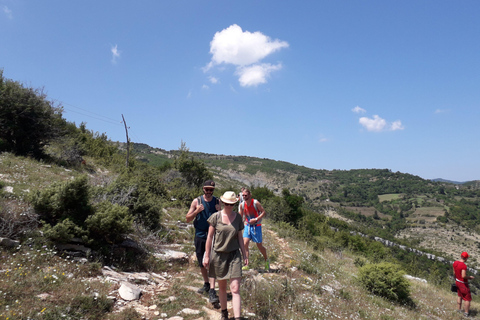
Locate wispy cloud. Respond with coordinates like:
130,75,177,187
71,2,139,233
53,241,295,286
187,90,192,99
319,135,329,143
204,24,289,87
3,6,13,19
111,45,120,64
434,109,450,114
352,106,366,114
202,84,209,90
359,115,404,132
209,76,219,84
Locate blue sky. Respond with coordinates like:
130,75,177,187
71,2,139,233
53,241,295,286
1,1,479,182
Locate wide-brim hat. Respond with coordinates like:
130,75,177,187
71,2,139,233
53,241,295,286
220,191,238,204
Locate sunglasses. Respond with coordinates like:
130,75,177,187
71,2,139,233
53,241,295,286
204,189,214,192
224,203,234,206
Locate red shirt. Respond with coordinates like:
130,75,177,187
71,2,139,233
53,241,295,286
243,199,261,226
453,260,468,284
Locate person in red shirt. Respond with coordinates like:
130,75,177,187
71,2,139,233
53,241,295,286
453,252,475,316
240,188,269,271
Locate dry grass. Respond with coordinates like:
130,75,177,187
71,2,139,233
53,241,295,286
0,245,113,320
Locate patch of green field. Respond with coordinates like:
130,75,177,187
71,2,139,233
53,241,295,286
378,194,401,202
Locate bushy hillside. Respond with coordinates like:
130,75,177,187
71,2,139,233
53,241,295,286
2,73,480,319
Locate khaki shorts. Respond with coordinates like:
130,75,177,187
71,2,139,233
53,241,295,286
208,249,242,280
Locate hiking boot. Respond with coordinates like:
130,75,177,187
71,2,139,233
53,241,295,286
209,289,219,304
197,282,210,294
265,259,270,272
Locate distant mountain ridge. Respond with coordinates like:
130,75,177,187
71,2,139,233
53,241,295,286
431,178,467,184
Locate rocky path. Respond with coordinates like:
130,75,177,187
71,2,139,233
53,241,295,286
97,227,292,320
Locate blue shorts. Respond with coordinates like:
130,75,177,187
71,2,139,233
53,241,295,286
243,225,263,243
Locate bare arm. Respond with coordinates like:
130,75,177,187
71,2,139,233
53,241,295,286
203,225,215,268
462,269,475,280
239,203,245,224
249,201,266,225
186,199,204,223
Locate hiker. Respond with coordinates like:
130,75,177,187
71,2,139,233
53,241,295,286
240,188,269,271
185,180,221,304
453,251,475,317
204,191,248,320
237,187,245,211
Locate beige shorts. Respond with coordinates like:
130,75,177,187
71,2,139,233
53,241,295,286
208,249,242,280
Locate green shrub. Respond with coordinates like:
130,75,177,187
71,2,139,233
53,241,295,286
93,169,165,230
0,71,65,158
358,262,411,303
354,256,367,268
30,175,92,225
86,201,133,244
174,150,212,188
42,218,88,243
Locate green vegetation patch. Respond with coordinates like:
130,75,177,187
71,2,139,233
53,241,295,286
378,194,402,202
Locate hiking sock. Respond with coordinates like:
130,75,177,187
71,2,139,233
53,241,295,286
221,309,228,320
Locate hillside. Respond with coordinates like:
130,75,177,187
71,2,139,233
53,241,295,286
0,151,478,320
132,142,480,268
3,71,480,319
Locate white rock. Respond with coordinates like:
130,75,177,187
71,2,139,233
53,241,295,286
0,238,20,248
4,186,13,193
179,308,200,315
404,274,427,283
118,282,142,301
321,285,334,294
154,250,188,262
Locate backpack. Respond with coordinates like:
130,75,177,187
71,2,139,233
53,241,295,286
240,199,259,215
197,196,220,208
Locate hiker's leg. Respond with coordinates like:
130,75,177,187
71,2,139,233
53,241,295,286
230,278,242,318
209,277,216,290
457,296,463,311
200,266,209,283
256,242,268,261
218,279,228,310
465,300,471,314
243,237,250,259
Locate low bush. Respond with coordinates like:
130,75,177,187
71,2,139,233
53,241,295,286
30,175,92,225
358,262,411,303
86,201,133,244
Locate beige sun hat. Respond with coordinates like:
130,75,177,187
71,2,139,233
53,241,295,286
220,191,239,204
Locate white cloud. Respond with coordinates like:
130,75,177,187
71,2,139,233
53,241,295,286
3,6,13,19
236,63,282,87
390,120,404,131
434,109,449,114
204,24,288,86
111,45,120,64
352,106,366,114
209,76,219,84
359,115,404,132
202,84,209,90
319,137,328,143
